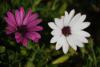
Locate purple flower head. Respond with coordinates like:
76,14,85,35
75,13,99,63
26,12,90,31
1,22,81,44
4,7,43,47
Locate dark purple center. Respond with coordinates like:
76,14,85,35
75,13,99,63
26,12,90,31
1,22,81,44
62,26,71,36
17,25,28,35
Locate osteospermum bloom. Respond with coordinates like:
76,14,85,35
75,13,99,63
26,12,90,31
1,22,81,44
4,7,43,47
48,9,90,54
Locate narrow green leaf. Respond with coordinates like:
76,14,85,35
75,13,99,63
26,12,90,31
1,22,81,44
52,54,70,64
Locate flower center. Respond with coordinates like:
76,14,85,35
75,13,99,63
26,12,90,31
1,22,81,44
17,25,27,35
62,26,71,36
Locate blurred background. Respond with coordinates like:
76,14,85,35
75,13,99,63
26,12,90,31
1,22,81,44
0,0,100,67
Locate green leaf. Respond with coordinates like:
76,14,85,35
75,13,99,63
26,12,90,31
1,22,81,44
0,46,5,53
52,54,70,64
59,3,67,15
25,61,35,67
20,47,27,56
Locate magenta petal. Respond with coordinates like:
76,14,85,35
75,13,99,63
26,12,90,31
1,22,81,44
6,30,13,35
27,19,42,28
34,38,39,42
28,26,43,32
33,32,41,39
19,7,25,24
4,17,16,28
26,32,36,41
27,13,39,24
23,9,32,25
15,32,22,43
7,12,15,22
15,10,22,26
26,32,41,42
6,26,16,34
6,11,17,26
21,38,28,47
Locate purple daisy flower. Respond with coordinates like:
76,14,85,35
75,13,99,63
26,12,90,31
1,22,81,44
4,7,43,47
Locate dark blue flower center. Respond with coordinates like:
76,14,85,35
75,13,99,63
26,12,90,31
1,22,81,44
17,25,27,35
62,26,71,36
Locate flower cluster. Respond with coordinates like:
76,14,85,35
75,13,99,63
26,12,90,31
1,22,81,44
4,7,90,54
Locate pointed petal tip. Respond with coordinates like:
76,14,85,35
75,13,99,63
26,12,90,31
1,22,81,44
71,9,75,13
48,22,57,29
63,50,68,54
20,6,24,10
82,14,86,20
33,13,39,18
62,46,69,54
83,14,86,17
22,38,28,47
55,46,58,50
20,6,25,13
55,43,62,50
86,22,91,27
72,47,77,51
36,19,42,23
65,11,68,15
15,32,22,43
39,19,43,22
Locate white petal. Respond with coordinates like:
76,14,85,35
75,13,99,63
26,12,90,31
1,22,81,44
65,11,68,15
62,39,69,54
79,22,90,29
55,18,63,29
79,31,90,37
64,11,69,26
67,35,77,51
73,34,88,43
56,42,62,50
77,15,86,24
64,9,75,26
79,37,88,43
56,35,65,50
82,22,90,29
68,35,84,48
56,41,62,50
51,28,62,36
48,22,57,29
50,35,60,43
70,28,88,43
71,35,84,47
72,22,90,30
69,13,81,26
71,28,90,37
77,42,84,47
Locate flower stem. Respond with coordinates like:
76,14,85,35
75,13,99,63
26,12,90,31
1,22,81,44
90,38,97,67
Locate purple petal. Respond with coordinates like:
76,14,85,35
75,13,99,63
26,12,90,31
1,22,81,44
6,11,16,26
15,10,22,26
4,17,15,28
15,32,22,43
6,26,16,34
25,32,41,42
28,26,43,32
21,38,28,47
27,13,39,24
4,11,17,27
34,38,40,42
23,9,32,25
27,19,42,28
19,7,25,25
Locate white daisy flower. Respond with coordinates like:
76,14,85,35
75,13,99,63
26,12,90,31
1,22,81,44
48,9,91,54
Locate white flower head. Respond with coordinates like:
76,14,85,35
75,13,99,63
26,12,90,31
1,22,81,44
48,9,91,54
